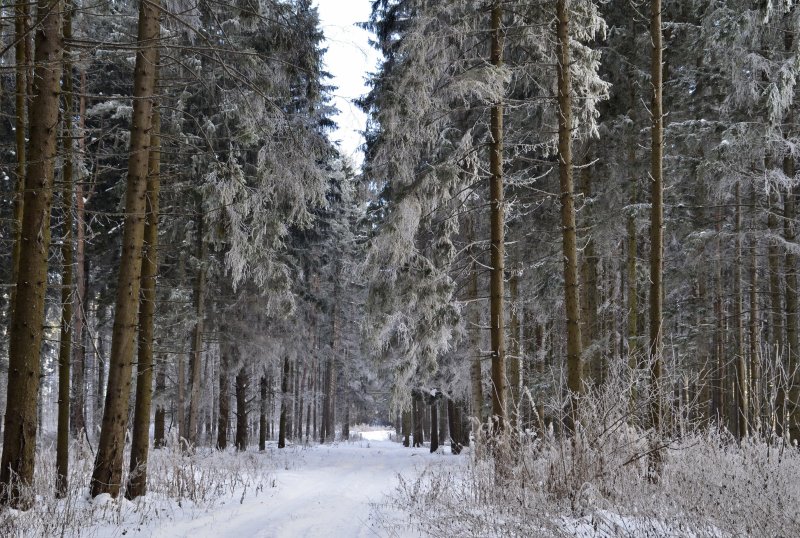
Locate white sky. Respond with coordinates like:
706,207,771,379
315,0,382,170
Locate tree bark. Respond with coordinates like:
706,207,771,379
488,0,506,429
279,356,290,448
126,104,161,500
235,366,248,451
412,393,424,447
154,357,166,448
188,213,208,447
556,0,583,431
750,185,762,435
784,154,799,442
429,398,439,453
91,0,159,497
259,375,267,451
734,181,748,439
56,3,75,496
71,71,88,438
580,159,600,383
508,254,521,429
402,408,411,447
8,0,29,319
768,173,784,435
467,215,484,433
0,0,64,507
217,340,230,450
57,3,76,496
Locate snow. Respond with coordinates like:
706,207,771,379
86,431,463,538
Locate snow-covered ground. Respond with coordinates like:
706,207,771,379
88,431,464,538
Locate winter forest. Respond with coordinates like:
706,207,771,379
0,0,799,535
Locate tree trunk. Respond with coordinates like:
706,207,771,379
56,3,75,496
259,375,267,451
556,0,583,431
581,159,600,383
508,253,521,429
734,181,748,439
91,0,159,498
154,357,166,448
468,216,484,433
279,356,289,448
126,104,161,500
768,182,784,436
644,1,665,467
8,0,29,320
413,393,424,447
217,341,230,450
488,0,506,429
188,213,208,447
0,0,64,507
447,399,462,454
750,185,762,435
402,408,411,447
784,155,800,442
429,399,439,453
177,352,186,441
71,70,88,439
235,366,248,451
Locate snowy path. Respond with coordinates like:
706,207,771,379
141,432,461,538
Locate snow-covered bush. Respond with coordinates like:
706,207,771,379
0,441,275,537
387,366,800,537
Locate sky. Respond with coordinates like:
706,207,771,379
315,0,382,169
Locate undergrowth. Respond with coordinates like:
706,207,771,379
0,440,275,537
388,365,800,538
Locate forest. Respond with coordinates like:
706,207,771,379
0,0,799,536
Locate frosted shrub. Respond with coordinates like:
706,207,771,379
0,441,274,537
388,366,800,537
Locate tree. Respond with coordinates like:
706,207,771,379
488,0,506,429
556,0,583,430
126,104,161,500
0,0,64,507
91,0,160,498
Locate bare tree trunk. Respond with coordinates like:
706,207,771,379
8,0,29,318
154,357,166,448
127,104,161,500
648,0,665,442
467,216,484,433
713,214,726,425
259,375,267,451
71,72,88,438
0,0,64,507
734,181,748,439
750,186,762,435
217,341,230,450
279,356,289,448
56,3,75,496
177,353,186,441
188,214,208,447
581,159,600,383
488,0,506,428
784,155,800,442
768,183,784,436
508,252,521,429
556,0,583,431
90,0,159,498
235,366,248,451
413,392,424,447
430,398,439,453
402,408,411,447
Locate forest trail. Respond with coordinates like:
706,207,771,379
146,431,461,538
